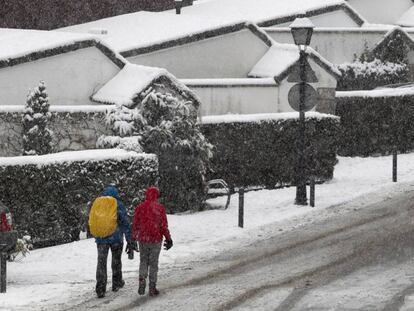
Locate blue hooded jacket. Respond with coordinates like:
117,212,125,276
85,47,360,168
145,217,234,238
95,186,131,245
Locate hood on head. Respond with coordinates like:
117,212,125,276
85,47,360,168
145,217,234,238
103,186,119,199
145,186,159,202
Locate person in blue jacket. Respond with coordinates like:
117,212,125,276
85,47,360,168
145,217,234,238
94,185,134,298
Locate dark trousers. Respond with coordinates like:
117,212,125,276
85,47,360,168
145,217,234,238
139,242,162,285
96,243,123,294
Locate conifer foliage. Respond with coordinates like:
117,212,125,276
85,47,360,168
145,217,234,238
99,87,213,212
22,81,53,155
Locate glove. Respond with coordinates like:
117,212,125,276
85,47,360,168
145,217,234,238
126,241,138,253
163,239,173,250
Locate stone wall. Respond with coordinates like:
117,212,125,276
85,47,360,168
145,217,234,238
0,108,111,156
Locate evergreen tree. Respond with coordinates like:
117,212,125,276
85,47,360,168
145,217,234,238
98,88,213,212
22,81,53,155
374,30,410,65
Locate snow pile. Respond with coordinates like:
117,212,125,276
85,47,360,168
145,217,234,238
200,112,338,124
0,149,154,167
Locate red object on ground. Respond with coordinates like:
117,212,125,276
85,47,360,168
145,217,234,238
132,187,171,243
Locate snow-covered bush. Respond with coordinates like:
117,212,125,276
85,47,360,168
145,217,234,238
336,59,409,91
201,114,339,189
0,150,158,247
22,81,53,155
99,87,213,212
8,236,33,262
337,33,410,91
336,95,414,156
373,29,410,65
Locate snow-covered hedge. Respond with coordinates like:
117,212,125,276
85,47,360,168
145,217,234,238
200,113,339,189
0,149,158,248
336,94,414,156
336,59,409,91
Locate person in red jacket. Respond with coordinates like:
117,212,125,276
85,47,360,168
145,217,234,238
132,186,173,296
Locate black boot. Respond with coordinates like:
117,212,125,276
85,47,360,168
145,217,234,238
112,279,125,292
138,277,146,295
149,282,159,297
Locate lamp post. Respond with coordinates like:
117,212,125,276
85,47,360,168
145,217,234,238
289,18,315,206
175,0,183,14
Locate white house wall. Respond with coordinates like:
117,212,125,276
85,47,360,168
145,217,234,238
275,9,360,28
265,28,395,64
188,84,279,116
278,58,338,113
0,47,120,106
346,0,413,24
127,29,269,79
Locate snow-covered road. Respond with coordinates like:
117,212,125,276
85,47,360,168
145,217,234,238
3,154,414,310
64,185,414,310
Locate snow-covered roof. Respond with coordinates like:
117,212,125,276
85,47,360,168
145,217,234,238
122,22,274,58
248,44,341,82
0,28,126,69
92,64,167,106
248,44,299,79
397,6,414,27
59,0,362,54
92,63,199,106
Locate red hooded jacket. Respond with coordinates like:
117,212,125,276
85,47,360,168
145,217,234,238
132,187,171,243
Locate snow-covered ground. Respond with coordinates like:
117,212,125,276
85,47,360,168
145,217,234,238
2,153,414,310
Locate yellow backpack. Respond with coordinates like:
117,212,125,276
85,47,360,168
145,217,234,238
88,196,118,238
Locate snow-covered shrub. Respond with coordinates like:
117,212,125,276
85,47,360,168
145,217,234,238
336,95,414,156
22,81,53,155
373,29,410,65
0,150,158,247
336,59,409,91
97,136,143,152
99,87,213,212
201,114,339,189
8,236,33,262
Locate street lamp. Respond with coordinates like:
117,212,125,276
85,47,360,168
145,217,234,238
175,0,183,14
290,18,315,206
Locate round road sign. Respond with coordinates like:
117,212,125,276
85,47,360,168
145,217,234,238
288,83,318,112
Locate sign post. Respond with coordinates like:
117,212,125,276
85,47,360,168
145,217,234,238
0,252,6,293
393,151,398,182
239,188,244,228
287,54,318,206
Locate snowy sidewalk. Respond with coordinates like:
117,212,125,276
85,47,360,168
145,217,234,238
2,154,414,310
